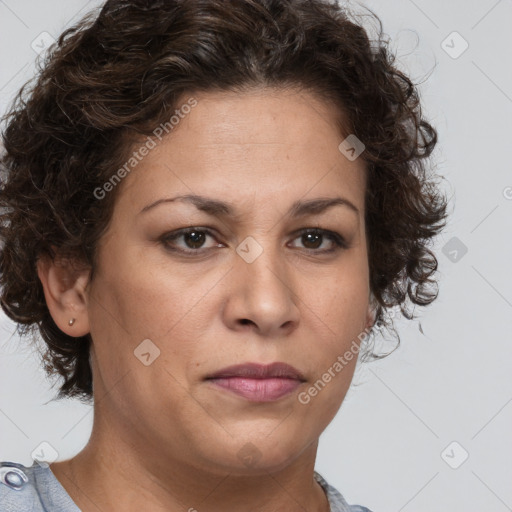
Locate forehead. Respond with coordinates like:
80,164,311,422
173,87,353,155
115,87,367,216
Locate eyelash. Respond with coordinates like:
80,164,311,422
160,227,347,256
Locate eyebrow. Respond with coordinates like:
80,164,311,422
139,194,360,218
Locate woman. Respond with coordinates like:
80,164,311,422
0,0,447,510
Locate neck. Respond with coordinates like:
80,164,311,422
50,408,330,512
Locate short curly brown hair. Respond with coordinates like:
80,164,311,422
0,0,448,402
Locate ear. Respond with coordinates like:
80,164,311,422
364,291,378,331
36,250,91,337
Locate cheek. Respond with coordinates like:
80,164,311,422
86,261,203,421
90,244,203,341
299,258,369,335
297,263,369,404
294,352,359,442
86,246,222,389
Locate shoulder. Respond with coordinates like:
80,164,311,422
0,461,80,512
0,461,44,511
1,460,80,512
314,470,375,512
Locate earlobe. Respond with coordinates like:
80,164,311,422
365,292,378,331
365,307,376,331
36,251,91,337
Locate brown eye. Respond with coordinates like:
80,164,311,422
302,231,322,249
161,226,346,257
182,230,207,249
289,228,347,254
161,227,221,255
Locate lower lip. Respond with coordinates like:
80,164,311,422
206,377,302,402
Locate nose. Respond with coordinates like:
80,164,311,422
222,242,300,337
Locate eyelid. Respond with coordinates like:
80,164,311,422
289,227,348,251
160,226,348,255
160,227,223,253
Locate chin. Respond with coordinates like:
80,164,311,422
198,432,310,476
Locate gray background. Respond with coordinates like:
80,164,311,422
1,1,511,510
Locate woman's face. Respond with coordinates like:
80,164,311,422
85,87,372,474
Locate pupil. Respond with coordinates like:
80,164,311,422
183,231,323,250
186,231,205,248
304,232,321,248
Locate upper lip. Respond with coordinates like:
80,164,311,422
206,362,306,381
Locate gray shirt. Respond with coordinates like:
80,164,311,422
1,460,373,511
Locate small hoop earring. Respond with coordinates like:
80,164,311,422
68,318,76,326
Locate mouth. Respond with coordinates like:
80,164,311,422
205,362,306,402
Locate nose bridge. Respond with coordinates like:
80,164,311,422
237,233,288,296
228,232,299,333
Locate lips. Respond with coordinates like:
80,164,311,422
205,362,306,381
205,362,306,402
